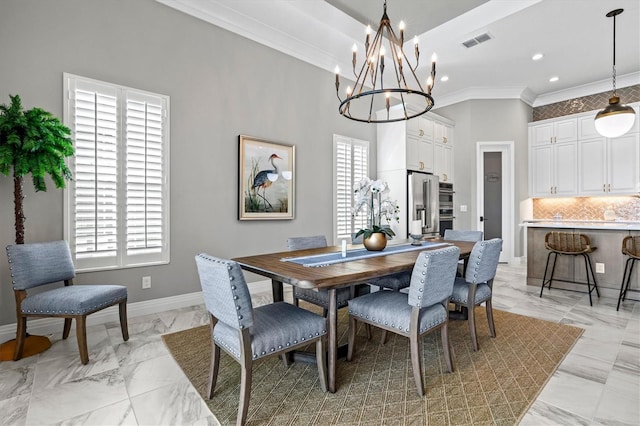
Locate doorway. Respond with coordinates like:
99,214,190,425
476,142,514,263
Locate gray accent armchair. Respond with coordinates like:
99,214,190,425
346,246,460,396
6,240,129,364
195,253,328,426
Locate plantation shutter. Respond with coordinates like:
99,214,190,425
125,92,165,257
71,83,119,262
334,135,369,242
64,73,170,271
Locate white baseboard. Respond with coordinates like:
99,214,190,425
0,279,272,343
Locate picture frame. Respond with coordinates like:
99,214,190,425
238,135,295,220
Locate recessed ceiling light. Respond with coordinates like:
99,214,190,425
440,75,449,82
532,53,544,61
549,76,559,82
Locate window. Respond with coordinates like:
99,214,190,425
333,134,369,242
63,73,170,271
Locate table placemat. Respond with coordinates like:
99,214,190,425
281,241,451,267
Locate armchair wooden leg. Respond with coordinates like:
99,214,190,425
76,315,89,365
119,301,129,341
409,332,425,397
208,343,220,399
63,318,72,339
316,338,328,392
486,300,496,338
13,316,27,361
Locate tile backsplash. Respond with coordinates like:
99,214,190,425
533,197,640,221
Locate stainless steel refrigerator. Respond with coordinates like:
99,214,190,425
407,171,439,237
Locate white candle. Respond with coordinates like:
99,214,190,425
410,220,422,236
341,239,347,258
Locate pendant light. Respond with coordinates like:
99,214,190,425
594,8,636,138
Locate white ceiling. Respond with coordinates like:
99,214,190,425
157,0,640,108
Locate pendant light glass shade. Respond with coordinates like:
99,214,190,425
594,96,636,138
594,9,636,138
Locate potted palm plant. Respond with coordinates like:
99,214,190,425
352,177,400,251
0,94,74,244
0,94,74,359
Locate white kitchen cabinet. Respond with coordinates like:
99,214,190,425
530,117,577,145
579,133,640,195
433,129,453,183
377,107,454,181
530,141,578,197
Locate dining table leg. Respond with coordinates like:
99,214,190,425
327,288,337,393
271,279,284,302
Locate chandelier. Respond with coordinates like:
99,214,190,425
594,8,636,138
335,0,436,123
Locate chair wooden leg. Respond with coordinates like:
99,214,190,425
441,323,454,373
13,316,27,361
316,338,328,392
468,304,479,351
119,301,129,341
63,318,72,339
365,323,372,340
208,343,220,399
380,329,388,345
409,331,425,397
76,315,89,365
237,353,253,426
347,316,357,361
486,300,496,338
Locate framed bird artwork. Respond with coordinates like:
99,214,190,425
238,135,295,220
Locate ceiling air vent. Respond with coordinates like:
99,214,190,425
462,32,493,48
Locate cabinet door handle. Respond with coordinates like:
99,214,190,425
443,137,447,143
442,173,448,181
550,186,553,194
608,183,611,192
603,184,606,192
419,129,424,137
419,161,424,170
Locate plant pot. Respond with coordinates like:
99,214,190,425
363,232,387,251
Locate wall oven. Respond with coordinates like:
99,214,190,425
439,182,454,237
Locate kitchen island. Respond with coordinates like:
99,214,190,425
525,220,640,300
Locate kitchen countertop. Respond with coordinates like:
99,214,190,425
522,220,640,230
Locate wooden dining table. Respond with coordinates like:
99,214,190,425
231,239,474,393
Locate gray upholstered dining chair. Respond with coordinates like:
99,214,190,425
450,238,502,351
195,253,327,426
346,245,461,396
444,229,483,277
288,235,370,315
6,240,129,365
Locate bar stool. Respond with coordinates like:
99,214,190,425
617,236,640,311
540,231,600,306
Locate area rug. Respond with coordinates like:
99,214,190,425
162,307,583,425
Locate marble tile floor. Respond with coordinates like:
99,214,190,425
0,263,638,425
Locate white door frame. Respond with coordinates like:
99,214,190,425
476,141,514,263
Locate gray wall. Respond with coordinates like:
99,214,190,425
0,0,376,326
434,99,532,258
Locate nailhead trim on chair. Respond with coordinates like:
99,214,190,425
351,311,445,334
21,295,126,315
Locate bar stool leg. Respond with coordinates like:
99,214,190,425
540,251,558,297
582,254,594,306
617,258,636,311
584,253,600,301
